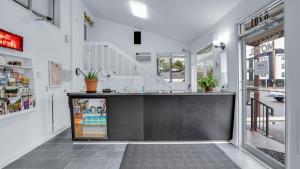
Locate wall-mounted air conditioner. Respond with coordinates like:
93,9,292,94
136,52,151,62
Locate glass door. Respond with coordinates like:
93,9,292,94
240,1,285,168
72,98,108,140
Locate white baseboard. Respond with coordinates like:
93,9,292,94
0,125,70,168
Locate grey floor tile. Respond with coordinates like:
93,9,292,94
36,143,85,151
65,159,108,169
21,150,63,159
56,130,72,139
96,144,116,150
94,150,124,159
34,144,58,151
106,159,122,169
4,159,71,169
81,145,103,151
47,138,73,144
60,150,97,159
113,144,127,151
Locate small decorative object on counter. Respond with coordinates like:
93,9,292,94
76,68,101,93
198,74,219,92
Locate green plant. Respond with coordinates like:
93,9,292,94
198,74,219,90
84,71,99,80
79,69,101,80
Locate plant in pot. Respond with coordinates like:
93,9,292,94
84,70,100,93
198,74,219,92
76,68,101,93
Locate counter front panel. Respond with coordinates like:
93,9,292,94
68,92,236,141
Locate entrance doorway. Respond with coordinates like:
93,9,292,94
240,1,285,168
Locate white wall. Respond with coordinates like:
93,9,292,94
89,17,190,91
70,0,94,92
285,0,300,168
190,0,272,145
0,0,74,167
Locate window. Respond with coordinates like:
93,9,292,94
282,72,285,78
197,63,205,80
157,57,185,82
13,0,30,9
84,24,88,41
171,58,185,82
13,0,59,26
281,63,285,69
157,58,171,82
197,60,214,79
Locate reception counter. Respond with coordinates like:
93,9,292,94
67,92,236,141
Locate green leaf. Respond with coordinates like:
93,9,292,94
84,70,99,80
198,74,219,90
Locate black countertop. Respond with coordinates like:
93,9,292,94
67,92,236,97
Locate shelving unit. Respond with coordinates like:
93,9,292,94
0,64,33,69
0,108,37,120
0,53,36,120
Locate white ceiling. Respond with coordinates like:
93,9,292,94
83,0,244,44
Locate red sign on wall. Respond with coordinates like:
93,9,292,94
0,28,23,52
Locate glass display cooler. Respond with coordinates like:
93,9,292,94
70,98,107,140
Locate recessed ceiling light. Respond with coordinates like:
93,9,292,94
130,1,148,19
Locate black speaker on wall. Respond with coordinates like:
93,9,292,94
134,31,141,45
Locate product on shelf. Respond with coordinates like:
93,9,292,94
0,100,6,115
7,60,22,66
72,98,107,138
20,76,29,85
0,57,35,115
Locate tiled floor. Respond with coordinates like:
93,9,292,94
4,128,269,169
4,129,126,169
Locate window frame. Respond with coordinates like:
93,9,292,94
157,56,186,83
12,0,56,25
13,0,31,9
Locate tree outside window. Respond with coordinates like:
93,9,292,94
157,57,185,82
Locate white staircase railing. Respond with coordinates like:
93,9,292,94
83,42,171,92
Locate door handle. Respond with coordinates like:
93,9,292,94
51,94,54,133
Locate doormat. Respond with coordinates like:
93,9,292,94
257,147,285,164
120,144,241,169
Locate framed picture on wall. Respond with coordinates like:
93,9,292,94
49,61,63,87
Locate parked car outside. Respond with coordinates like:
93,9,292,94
269,89,285,102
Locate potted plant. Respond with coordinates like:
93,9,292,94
198,74,219,92
76,69,101,93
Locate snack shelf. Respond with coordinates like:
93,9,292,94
0,53,36,118
0,64,32,69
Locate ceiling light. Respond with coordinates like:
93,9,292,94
130,1,148,19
